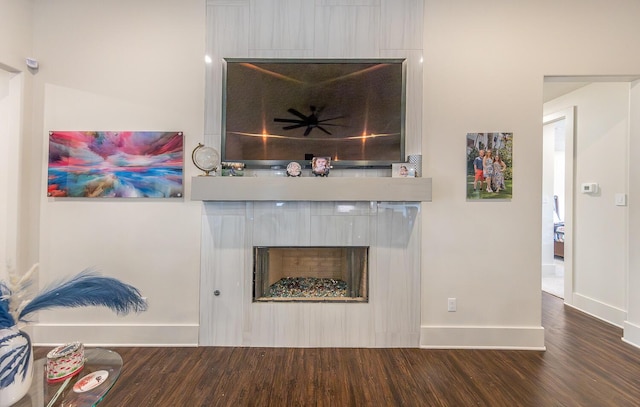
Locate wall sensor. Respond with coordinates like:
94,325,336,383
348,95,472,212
25,58,39,69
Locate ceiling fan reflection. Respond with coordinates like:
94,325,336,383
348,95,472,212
274,106,344,136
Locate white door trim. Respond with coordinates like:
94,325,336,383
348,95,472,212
543,107,575,304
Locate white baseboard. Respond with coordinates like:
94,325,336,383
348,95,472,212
622,321,640,349
419,325,545,350
570,293,626,328
30,323,199,347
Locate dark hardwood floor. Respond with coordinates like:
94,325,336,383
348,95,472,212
34,293,640,406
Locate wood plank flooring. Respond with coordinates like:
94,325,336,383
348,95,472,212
34,293,640,406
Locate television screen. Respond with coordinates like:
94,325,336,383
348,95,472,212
222,58,405,168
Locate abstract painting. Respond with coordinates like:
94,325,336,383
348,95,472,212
48,131,183,198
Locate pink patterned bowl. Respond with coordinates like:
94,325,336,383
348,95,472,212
46,342,85,383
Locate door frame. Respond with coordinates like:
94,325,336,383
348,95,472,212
0,68,23,278
543,107,575,304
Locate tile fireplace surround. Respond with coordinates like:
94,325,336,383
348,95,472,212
194,175,431,347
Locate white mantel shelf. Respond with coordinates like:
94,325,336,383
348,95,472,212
191,176,432,202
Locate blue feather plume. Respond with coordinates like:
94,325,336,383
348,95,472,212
18,269,148,322
0,282,15,328
0,301,14,327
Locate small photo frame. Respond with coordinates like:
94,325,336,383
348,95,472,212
311,157,331,177
392,163,416,178
286,161,302,177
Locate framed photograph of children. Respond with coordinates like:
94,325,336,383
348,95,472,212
311,156,331,177
466,132,513,201
392,163,416,178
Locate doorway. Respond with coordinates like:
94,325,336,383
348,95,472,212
542,107,575,301
543,77,640,310
0,67,23,279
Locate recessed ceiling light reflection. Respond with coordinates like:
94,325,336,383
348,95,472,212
228,131,398,141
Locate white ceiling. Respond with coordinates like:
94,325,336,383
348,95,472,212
543,82,589,103
543,75,640,103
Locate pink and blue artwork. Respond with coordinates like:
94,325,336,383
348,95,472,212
48,131,184,198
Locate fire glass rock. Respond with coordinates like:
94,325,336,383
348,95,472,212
268,277,348,298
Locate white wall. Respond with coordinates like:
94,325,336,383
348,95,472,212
0,0,33,277
29,0,205,345
544,83,629,326
422,1,546,348
541,120,559,275
0,71,11,277
554,144,566,219
0,69,24,283
0,0,33,71
422,0,640,348
6,0,640,347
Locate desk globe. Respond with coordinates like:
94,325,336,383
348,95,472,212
192,143,220,176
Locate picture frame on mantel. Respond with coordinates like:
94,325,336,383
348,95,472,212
466,132,513,201
392,163,416,178
311,157,331,177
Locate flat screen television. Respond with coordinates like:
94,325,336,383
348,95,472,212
222,58,406,169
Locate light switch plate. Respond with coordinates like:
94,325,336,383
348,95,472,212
615,193,627,206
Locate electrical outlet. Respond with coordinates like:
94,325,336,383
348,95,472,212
447,298,457,312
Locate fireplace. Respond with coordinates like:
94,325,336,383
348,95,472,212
253,246,368,302
198,199,422,347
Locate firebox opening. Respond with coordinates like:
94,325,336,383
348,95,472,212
253,246,369,302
